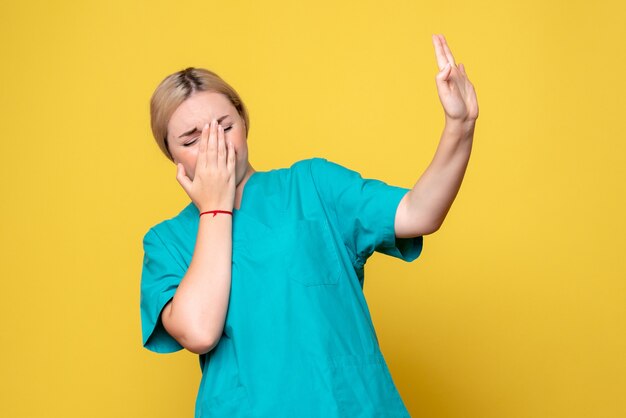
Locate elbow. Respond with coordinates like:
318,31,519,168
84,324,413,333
397,196,444,237
424,221,442,235
420,212,447,235
163,302,224,354
181,329,221,355
185,340,217,355
410,219,442,237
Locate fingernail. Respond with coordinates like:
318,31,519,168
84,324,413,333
204,123,209,130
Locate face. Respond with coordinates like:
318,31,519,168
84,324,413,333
167,90,249,184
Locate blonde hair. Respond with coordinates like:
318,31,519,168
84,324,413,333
149,67,250,162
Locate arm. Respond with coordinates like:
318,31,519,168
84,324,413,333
395,34,479,238
160,213,233,355
161,120,236,355
395,121,474,237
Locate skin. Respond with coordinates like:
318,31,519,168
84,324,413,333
165,34,479,235
167,90,256,211
395,34,479,238
160,33,479,353
160,92,255,354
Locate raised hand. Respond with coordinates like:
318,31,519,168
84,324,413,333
432,34,479,124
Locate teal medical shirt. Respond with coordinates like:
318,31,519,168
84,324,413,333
140,157,424,417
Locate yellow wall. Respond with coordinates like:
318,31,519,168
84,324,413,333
1,0,624,417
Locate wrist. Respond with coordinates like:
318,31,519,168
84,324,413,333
443,117,476,138
199,209,233,218
197,201,234,214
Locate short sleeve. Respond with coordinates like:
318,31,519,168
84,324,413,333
310,158,423,267
140,227,185,353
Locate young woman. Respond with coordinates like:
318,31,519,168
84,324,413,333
140,34,478,417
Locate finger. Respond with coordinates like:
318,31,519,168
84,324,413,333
458,62,466,77
176,163,192,193
459,63,470,81
435,63,452,95
439,34,456,67
198,122,209,168
217,124,226,169
207,118,217,166
226,139,236,173
432,33,448,70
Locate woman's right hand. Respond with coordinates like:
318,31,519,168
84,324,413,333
176,119,236,213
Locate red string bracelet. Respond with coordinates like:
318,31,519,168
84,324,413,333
199,210,233,218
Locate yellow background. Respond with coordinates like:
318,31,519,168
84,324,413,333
1,0,625,417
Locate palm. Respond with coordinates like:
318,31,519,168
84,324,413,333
432,34,479,123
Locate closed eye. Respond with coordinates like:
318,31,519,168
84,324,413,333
184,126,232,146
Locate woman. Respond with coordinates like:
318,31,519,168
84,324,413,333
140,34,478,417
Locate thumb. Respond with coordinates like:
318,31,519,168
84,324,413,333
435,62,452,94
176,163,192,193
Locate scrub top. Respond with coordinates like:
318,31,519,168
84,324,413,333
140,157,424,418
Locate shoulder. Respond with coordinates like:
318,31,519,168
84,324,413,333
287,157,324,172
261,158,330,185
254,157,346,181
142,202,196,245
288,157,351,178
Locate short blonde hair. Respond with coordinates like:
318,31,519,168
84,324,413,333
149,67,250,162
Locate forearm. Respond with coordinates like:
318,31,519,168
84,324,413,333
165,214,233,352
407,120,475,233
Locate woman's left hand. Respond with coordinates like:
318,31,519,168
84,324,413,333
432,34,479,125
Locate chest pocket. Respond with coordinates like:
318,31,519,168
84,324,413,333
241,217,341,287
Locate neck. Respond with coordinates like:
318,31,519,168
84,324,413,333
234,164,256,210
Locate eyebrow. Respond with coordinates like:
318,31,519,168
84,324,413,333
178,115,231,139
